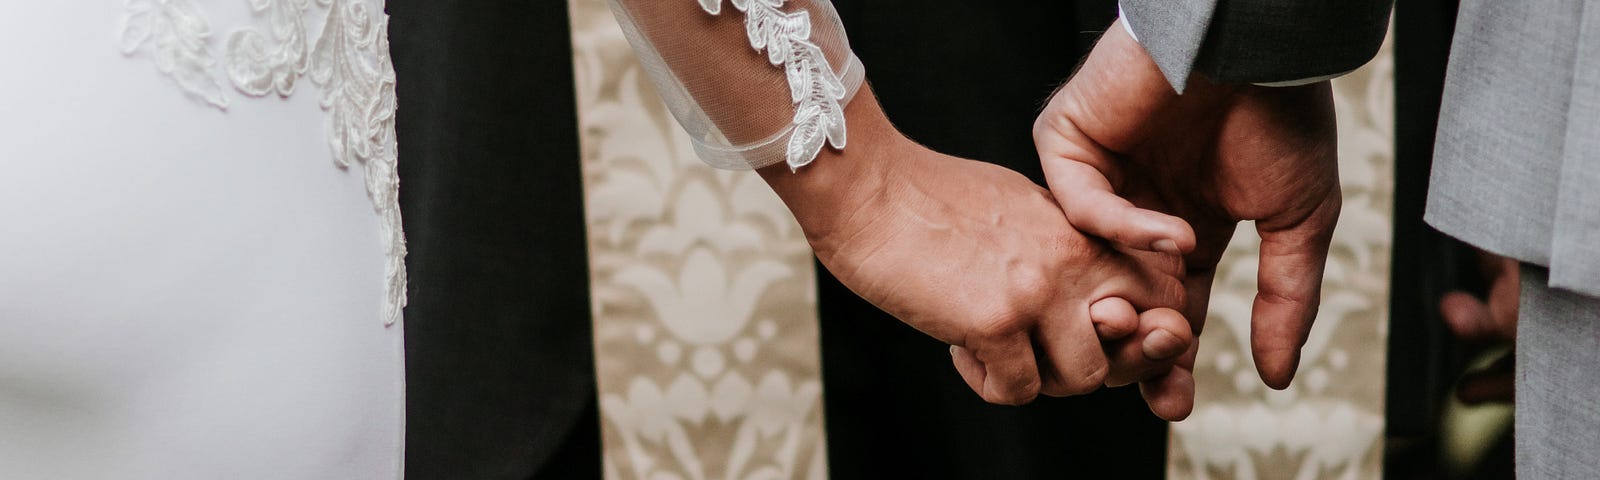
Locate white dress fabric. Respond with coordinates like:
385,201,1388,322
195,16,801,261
0,1,403,478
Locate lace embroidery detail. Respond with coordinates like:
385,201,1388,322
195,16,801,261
699,0,847,171
119,0,407,327
224,0,310,97
120,0,231,109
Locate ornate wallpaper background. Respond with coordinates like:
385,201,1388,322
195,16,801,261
569,2,829,479
1167,29,1395,480
569,2,1395,479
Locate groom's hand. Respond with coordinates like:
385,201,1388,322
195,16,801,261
1034,19,1343,418
762,89,1192,406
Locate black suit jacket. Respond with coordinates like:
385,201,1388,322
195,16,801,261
388,1,599,478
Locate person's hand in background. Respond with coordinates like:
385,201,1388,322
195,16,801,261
761,88,1195,408
1033,19,1343,420
1440,251,1518,404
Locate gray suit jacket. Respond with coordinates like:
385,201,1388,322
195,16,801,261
1124,0,1600,298
1428,0,1600,297
1120,0,1391,92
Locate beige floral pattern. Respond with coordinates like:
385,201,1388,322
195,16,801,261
569,1,828,479
1167,28,1395,480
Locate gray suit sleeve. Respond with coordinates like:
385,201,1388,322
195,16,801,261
1121,0,1393,92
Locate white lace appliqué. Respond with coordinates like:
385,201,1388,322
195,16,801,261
120,0,232,108
120,0,407,327
698,0,847,171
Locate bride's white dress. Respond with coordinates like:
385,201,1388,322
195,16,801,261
0,1,403,478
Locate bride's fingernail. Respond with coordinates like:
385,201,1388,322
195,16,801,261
1143,330,1186,360
1152,239,1180,255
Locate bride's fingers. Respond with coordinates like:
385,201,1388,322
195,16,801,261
1045,160,1195,255
953,333,1044,405
1102,308,1192,387
1135,267,1215,421
950,345,987,396
1036,307,1112,397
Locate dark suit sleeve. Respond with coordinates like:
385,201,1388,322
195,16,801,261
1121,0,1394,92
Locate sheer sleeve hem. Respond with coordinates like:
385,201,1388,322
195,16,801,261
608,0,864,171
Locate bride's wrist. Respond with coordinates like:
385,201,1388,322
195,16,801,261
758,89,912,244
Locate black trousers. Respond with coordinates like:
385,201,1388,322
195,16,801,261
390,1,1165,478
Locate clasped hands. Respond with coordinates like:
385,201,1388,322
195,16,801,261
761,20,1340,421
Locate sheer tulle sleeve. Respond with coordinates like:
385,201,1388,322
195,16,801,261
606,0,865,171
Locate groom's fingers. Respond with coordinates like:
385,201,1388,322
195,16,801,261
1137,330,1202,421
1139,366,1197,421
1089,297,1139,340
1135,261,1218,420
1251,197,1339,390
1044,161,1195,255
1102,308,1192,387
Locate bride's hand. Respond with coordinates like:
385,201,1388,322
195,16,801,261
761,89,1193,408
